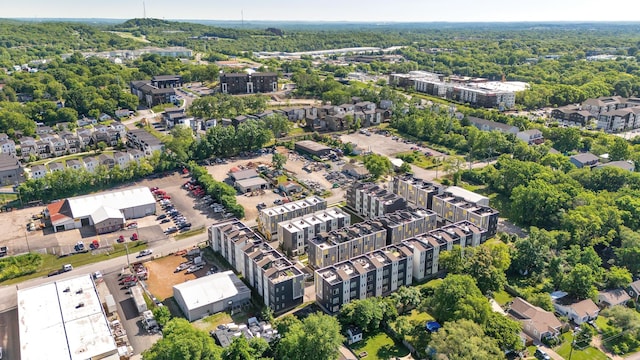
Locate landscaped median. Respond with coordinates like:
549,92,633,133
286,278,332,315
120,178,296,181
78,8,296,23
0,241,148,285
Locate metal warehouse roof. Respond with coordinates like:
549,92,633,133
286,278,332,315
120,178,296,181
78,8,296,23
67,187,155,219
173,271,251,311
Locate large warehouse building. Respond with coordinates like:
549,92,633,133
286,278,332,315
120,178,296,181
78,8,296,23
18,275,118,360
46,186,156,234
173,271,252,322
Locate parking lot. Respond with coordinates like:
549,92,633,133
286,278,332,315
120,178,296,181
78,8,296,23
340,132,445,158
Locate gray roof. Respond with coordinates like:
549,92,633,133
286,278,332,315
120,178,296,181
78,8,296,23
231,169,259,181
570,152,599,164
467,116,518,132
597,161,634,171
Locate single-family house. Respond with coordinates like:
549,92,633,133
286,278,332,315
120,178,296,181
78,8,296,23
30,165,47,179
596,161,635,172
66,159,83,171
569,152,599,168
115,109,131,118
508,297,562,342
516,129,544,145
0,138,16,156
553,298,599,325
346,327,363,345
129,149,145,163
84,157,98,172
468,116,519,134
51,136,68,156
98,154,115,169
627,280,640,301
598,289,631,308
48,162,65,173
36,140,53,159
114,152,131,167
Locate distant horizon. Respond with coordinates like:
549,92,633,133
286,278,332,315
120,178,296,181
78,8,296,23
4,0,640,23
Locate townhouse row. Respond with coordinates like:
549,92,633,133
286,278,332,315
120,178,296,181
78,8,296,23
306,209,437,269
257,196,327,240
315,220,488,314
277,207,351,257
208,220,305,314
28,150,147,179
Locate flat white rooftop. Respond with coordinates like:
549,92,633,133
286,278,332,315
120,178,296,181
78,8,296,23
67,186,155,219
18,275,117,360
445,186,490,206
173,270,250,311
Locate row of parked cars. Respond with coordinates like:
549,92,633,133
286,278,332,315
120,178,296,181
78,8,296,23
153,188,192,234
185,181,234,219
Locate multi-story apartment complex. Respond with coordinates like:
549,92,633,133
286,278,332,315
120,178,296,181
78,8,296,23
126,129,164,155
308,220,387,269
219,72,278,95
208,220,305,313
432,192,499,237
377,209,438,245
315,221,488,313
389,175,444,209
315,243,414,314
277,207,350,256
347,182,407,219
258,196,327,240
130,75,182,107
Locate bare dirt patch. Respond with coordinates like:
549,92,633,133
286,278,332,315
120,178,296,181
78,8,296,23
145,253,211,300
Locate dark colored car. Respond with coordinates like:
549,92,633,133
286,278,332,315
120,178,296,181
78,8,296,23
157,214,167,220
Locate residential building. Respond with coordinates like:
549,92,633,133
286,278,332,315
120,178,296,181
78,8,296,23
129,149,145,163
208,220,305,313
569,152,599,168
377,209,437,245
278,207,351,256
551,106,593,127
390,175,444,209
598,289,631,308
307,220,387,269
404,221,488,281
258,196,327,240
553,297,599,325
65,159,83,171
130,75,182,107
98,153,115,169
0,137,16,155
342,163,370,180
113,152,131,168
347,181,407,219
431,192,499,237
508,297,562,342
219,72,278,94
0,153,23,185
314,242,414,314
597,108,640,132
83,156,98,172
30,164,47,179
516,129,544,145
467,116,519,134
126,129,164,155
627,280,640,301
596,161,635,172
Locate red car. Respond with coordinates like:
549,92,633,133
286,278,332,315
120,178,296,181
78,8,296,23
91,239,100,249
150,187,159,191
130,233,138,241
117,235,125,243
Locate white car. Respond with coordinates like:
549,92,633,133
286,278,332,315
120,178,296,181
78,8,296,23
186,264,204,274
137,249,153,258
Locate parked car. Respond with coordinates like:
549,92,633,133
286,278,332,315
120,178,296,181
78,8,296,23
0,246,8,257
157,214,167,220
178,222,192,229
90,239,100,249
74,242,85,252
160,218,171,224
137,249,153,258
534,349,551,360
186,264,204,274
131,233,138,241
165,227,178,234
117,235,125,243
175,261,192,272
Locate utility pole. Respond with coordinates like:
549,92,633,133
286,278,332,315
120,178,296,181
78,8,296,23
125,243,131,268
142,1,147,19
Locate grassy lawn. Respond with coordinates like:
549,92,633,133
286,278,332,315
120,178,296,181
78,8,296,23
288,127,306,136
555,332,609,360
0,193,18,206
493,289,514,306
174,226,206,240
415,278,443,291
29,150,114,166
1,242,148,285
595,316,614,333
151,103,179,113
349,332,410,360
404,309,434,323
192,308,256,333
394,150,437,169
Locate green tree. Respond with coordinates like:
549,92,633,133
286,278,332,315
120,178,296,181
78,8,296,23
142,318,222,360
563,264,598,300
389,286,422,315
509,228,551,276
272,152,287,171
263,114,291,138
430,319,505,360
609,137,631,161
606,266,633,289
363,153,393,180
152,306,171,327
574,323,596,348
222,336,270,360
277,313,343,360
429,274,491,324
483,312,524,352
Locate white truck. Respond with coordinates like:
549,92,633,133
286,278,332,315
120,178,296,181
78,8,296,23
131,286,147,315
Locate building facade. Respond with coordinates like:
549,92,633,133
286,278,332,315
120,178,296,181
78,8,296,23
220,72,278,95
278,207,351,256
258,196,327,240
432,192,499,237
390,175,444,210
347,182,407,219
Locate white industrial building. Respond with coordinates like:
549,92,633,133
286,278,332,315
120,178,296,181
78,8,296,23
18,275,118,360
46,186,156,233
173,271,252,322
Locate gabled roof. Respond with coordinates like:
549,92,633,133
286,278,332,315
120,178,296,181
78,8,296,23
599,289,631,305
90,206,124,224
510,297,562,335
570,152,599,164
630,280,640,295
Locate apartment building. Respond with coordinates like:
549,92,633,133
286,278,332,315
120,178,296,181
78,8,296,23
0,136,16,156
308,220,387,269
258,196,327,240
432,192,499,237
208,220,305,313
389,175,444,209
347,181,407,219
377,209,437,245
126,129,164,155
277,207,350,256
219,72,278,95
315,242,414,314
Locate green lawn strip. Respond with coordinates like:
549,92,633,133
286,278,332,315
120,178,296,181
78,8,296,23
493,289,514,306
174,226,206,240
393,150,436,169
594,316,614,334
1,242,148,285
555,332,609,360
349,332,410,360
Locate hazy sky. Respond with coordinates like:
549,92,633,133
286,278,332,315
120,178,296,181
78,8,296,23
4,0,640,22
